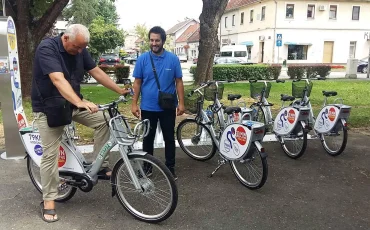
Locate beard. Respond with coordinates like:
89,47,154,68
151,44,164,54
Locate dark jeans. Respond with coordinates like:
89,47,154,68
141,110,176,170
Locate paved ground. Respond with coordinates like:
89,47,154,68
0,131,369,230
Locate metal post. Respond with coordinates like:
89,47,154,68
278,47,280,64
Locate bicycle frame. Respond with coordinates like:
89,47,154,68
22,96,150,191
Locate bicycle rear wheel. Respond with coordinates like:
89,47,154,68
176,119,217,161
27,155,77,202
320,122,348,156
279,123,308,159
112,154,178,223
230,143,268,189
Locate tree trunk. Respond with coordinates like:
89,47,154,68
6,0,69,97
194,0,228,85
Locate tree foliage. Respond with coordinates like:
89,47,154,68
62,0,118,26
88,16,125,58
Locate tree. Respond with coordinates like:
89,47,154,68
88,16,125,59
134,24,150,53
62,0,118,26
5,0,70,97
164,35,174,52
195,0,228,84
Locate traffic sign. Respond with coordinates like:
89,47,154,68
276,34,282,47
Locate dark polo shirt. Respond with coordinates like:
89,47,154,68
31,34,96,112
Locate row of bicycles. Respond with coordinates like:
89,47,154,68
178,77,351,190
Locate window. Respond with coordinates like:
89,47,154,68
250,10,254,23
352,6,360,20
261,6,266,21
349,41,356,58
329,5,337,19
307,4,315,19
288,45,308,60
220,51,232,57
225,16,228,28
241,12,244,24
234,51,247,57
232,14,235,26
286,4,294,18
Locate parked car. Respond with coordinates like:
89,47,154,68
123,55,137,65
214,57,252,65
177,53,187,63
98,53,120,66
357,57,368,73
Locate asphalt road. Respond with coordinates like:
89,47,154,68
0,131,369,230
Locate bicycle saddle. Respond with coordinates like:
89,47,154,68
224,106,242,115
280,94,295,101
227,94,242,101
322,91,337,97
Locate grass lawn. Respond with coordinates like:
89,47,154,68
1,79,369,144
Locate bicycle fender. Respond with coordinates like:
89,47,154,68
128,151,146,156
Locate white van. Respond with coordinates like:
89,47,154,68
220,45,249,63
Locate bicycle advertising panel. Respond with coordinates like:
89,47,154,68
21,130,85,173
273,108,300,136
219,124,252,160
314,106,340,133
5,17,28,130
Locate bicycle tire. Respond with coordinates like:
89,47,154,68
230,143,268,189
279,123,308,159
112,154,178,223
176,119,217,161
320,122,348,156
27,155,77,202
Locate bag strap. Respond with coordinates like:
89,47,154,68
149,52,161,91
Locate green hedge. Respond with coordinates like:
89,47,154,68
190,64,282,81
287,65,331,79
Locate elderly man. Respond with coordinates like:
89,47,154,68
31,24,129,222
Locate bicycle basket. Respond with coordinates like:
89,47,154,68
292,80,313,98
109,116,150,146
204,83,224,101
184,89,202,114
250,81,272,99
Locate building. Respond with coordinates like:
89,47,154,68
166,18,199,54
174,24,200,59
220,0,370,64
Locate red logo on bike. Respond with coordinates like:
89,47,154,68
236,126,247,145
58,146,66,168
328,107,336,121
17,113,26,129
288,109,295,124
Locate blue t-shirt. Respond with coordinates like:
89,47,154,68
133,50,182,111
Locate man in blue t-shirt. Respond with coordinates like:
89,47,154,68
131,26,185,180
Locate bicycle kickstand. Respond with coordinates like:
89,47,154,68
209,159,226,177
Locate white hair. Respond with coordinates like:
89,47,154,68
64,24,90,43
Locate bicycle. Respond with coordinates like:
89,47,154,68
20,95,178,223
177,80,268,189
290,78,351,156
247,79,311,159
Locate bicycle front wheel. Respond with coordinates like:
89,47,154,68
176,119,217,161
320,122,348,156
112,154,178,223
230,143,268,189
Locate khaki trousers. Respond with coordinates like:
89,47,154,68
34,109,110,200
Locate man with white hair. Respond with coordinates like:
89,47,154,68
31,24,130,222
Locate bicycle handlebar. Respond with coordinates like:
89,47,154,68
187,79,236,97
98,95,128,111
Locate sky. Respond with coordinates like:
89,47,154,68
115,0,203,32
